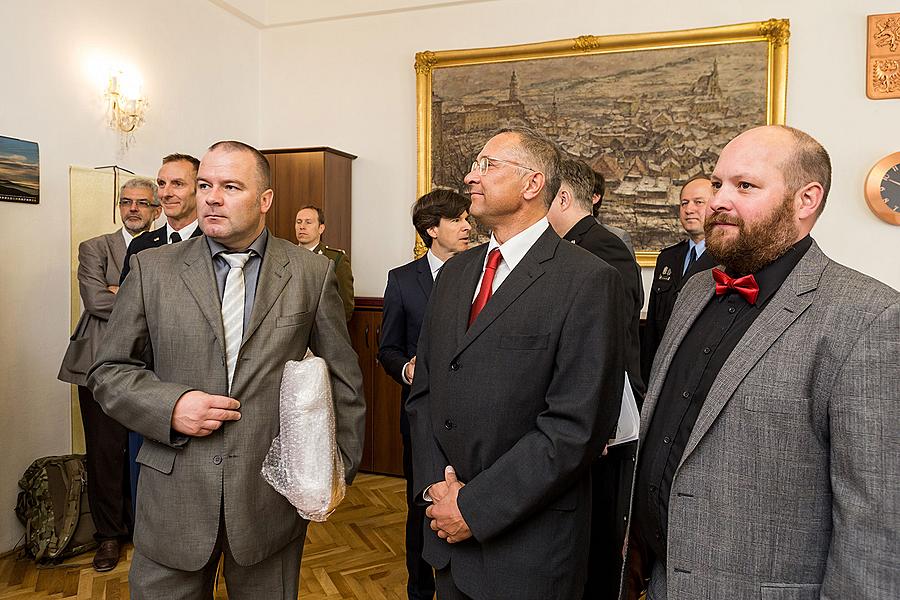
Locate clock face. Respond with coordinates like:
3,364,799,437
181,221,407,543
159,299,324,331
865,152,900,225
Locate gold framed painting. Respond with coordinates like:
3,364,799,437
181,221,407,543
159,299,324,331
415,20,789,266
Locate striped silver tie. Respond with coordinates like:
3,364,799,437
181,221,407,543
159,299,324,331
221,252,251,393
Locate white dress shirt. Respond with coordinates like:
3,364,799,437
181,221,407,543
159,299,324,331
166,219,199,243
121,227,138,249
472,217,550,301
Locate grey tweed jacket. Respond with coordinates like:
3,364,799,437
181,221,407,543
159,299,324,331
622,240,899,600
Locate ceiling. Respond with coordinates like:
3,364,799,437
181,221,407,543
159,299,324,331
208,0,501,28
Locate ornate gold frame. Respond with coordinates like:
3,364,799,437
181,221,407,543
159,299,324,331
414,20,790,265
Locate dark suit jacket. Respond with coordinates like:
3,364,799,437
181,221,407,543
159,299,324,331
641,240,715,383
378,255,433,404
564,215,645,399
407,226,626,600
119,223,202,283
89,234,366,570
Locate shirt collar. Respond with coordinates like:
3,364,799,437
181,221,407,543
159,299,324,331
723,235,813,307
486,217,549,272
426,249,444,279
167,219,199,242
688,238,706,256
121,227,136,249
207,228,269,259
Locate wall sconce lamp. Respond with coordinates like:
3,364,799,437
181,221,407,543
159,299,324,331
105,69,147,146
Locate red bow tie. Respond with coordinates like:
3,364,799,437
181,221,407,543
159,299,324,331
712,268,760,305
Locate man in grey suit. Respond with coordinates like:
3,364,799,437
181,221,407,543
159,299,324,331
89,141,365,598
408,127,626,599
623,125,899,600
57,177,160,572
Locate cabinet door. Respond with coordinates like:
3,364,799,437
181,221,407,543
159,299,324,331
372,314,404,476
347,311,374,472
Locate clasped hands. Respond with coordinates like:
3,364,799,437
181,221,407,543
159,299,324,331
425,465,472,544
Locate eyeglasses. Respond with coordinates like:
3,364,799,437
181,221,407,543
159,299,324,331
471,156,537,176
118,199,158,208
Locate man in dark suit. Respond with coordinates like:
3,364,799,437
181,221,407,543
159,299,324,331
547,157,643,600
89,141,365,598
641,176,715,382
58,177,160,571
379,189,471,600
120,153,202,282
407,127,626,600
623,126,898,599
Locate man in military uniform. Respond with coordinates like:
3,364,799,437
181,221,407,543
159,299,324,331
296,205,355,320
641,176,716,382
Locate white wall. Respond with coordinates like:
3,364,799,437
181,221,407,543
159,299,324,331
0,0,259,552
260,0,900,298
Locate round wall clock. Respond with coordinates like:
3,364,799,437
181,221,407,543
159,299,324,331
864,152,900,225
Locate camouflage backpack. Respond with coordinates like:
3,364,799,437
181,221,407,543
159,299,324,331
15,454,97,561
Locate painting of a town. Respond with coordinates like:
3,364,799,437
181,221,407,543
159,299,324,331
429,42,770,254
0,135,40,204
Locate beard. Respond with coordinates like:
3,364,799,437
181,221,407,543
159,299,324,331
705,194,799,275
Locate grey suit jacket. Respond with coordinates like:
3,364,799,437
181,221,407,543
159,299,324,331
622,241,899,600
407,226,626,600
58,229,127,386
88,233,366,570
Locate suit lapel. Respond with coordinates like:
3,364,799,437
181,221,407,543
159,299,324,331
416,256,433,301
639,273,714,435
242,239,291,349
455,244,489,343
678,243,828,466
453,229,556,358
109,230,127,275
181,239,226,353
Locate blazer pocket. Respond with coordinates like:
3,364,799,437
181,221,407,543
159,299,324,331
60,337,92,376
743,395,809,415
276,312,312,328
499,333,549,350
136,442,177,475
760,583,821,600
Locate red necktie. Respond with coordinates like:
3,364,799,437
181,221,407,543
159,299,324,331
469,248,503,327
712,268,760,305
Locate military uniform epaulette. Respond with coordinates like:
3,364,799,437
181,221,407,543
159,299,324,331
319,245,346,256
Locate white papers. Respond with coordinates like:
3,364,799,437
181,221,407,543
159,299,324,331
608,372,640,447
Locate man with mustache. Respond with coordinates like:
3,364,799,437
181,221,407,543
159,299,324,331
58,177,160,571
622,125,899,599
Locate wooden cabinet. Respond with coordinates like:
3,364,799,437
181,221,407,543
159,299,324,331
261,147,356,253
348,298,404,476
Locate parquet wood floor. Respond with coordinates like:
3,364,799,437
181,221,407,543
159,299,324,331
0,474,413,599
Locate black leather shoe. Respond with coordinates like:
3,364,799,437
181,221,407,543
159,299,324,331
92,539,121,572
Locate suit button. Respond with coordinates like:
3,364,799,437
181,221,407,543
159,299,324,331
663,436,671,444
213,455,222,465
444,420,454,430
449,361,459,371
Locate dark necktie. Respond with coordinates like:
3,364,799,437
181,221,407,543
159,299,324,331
170,231,182,243
468,248,502,327
684,246,697,275
712,268,760,305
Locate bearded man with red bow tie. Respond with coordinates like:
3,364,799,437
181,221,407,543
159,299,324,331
621,125,899,600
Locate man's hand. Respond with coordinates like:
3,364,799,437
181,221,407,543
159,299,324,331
404,356,417,383
107,285,119,294
172,391,241,436
425,466,472,543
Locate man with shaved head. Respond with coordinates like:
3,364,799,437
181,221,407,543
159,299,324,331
622,126,898,599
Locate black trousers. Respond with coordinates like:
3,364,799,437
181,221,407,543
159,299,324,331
402,409,436,600
582,441,636,600
78,385,132,540
434,567,473,600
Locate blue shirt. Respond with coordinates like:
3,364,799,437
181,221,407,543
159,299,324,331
683,238,706,275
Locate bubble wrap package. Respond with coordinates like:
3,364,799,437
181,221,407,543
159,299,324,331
261,354,346,522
